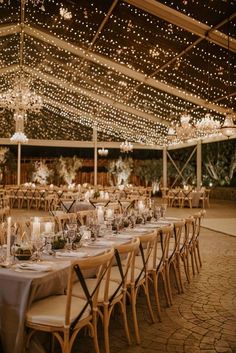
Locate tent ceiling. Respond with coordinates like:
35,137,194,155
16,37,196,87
0,0,235,146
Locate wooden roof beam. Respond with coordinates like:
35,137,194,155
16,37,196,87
0,24,21,37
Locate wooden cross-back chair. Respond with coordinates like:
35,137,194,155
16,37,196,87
25,248,115,353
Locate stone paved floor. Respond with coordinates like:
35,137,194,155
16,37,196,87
73,227,236,353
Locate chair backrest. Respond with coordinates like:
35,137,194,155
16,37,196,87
184,216,195,249
76,210,97,226
66,248,115,327
152,226,172,271
193,210,205,240
113,237,140,290
134,230,157,283
170,220,185,260
55,213,77,232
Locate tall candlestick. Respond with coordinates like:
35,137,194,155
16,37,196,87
6,217,11,261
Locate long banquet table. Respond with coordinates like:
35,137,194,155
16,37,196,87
0,220,175,353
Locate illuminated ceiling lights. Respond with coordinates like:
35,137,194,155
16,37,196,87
98,147,108,156
120,141,133,153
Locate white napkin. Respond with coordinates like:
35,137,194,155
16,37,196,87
16,263,53,272
94,240,115,246
113,234,133,240
56,251,88,258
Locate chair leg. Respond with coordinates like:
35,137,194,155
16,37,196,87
172,260,182,294
119,296,131,345
190,248,195,276
182,254,190,283
165,264,173,305
103,305,111,353
92,313,100,353
176,255,184,293
143,279,155,323
193,245,199,273
130,287,141,344
152,272,162,320
196,241,202,267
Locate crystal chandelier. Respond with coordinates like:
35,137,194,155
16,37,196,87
0,75,42,115
167,112,221,143
220,112,236,138
120,141,133,153
98,147,108,156
10,113,28,144
195,113,221,137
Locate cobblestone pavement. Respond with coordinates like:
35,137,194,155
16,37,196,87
74,227,236,353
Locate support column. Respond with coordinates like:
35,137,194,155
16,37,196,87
163,146,167,191
17,142,21,186
196,140,202,191
93,126,98,187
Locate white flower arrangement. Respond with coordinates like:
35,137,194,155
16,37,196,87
108,157,133,186
58,156,82,185
32,160,51,185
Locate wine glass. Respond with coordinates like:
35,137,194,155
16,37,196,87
31,236,45,261
154,206,161,221
161,204,167,218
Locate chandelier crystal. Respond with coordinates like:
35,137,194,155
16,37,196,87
120,141,133,153
220,112,236,138
195,113,221,137
167,112,222,144
98,147,108,156
0,75,43,115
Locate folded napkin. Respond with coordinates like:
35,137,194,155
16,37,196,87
16,263,53,272
56,251,88,258
93,240,115,247
127,228,148,233
113,234,133,240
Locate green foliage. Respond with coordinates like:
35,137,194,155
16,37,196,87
203,140,236,186
134,159,163,185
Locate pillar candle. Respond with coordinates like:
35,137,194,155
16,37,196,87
32,218,40,240
97,206,104,224
106,208,114,219
6,217,11,260
45,222,53,234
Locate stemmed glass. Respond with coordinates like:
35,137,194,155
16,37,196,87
161,204,167,218
31,236,45,261
154,206,161,221
65,222,77,250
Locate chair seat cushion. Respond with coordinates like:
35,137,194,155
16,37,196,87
72,278,122,302
110,266,144,284
26,295,89,327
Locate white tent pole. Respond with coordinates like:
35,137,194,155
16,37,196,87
196,140,202,190
17,142,21,186
93,126,98,187
163,146,167,192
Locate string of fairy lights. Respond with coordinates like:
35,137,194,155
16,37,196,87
0,0,235,146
